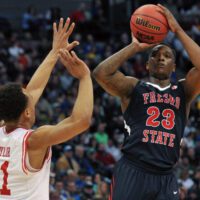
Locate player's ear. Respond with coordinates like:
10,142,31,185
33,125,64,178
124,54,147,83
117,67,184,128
24,108,31,119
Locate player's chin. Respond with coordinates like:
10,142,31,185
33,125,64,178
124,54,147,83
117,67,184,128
152,72,169,80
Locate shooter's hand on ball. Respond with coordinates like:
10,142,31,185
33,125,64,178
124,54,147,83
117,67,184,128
131,33,157,52
157,4,182,34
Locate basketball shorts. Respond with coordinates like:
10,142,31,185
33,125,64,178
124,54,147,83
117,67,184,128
109,157,179,200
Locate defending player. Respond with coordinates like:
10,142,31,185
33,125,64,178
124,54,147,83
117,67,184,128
93,4,200,200
0,18,93,199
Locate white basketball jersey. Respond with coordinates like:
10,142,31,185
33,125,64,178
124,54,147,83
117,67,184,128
0,127,51,200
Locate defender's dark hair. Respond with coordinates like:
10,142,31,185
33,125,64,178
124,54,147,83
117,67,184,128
148,43,176,61
0,83,28,122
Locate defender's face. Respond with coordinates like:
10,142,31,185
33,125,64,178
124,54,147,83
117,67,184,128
22,89,35,126
146,45,176,80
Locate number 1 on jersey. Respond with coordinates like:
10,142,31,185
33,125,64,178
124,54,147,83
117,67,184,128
0,161,11,195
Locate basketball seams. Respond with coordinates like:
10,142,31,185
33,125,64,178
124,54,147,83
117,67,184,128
130,4,169,43
132,13,168,29
130,20,168,35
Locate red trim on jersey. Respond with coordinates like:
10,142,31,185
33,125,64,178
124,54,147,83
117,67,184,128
22,131,33,174
24,147,51,173
22,131,52,173
109,177,115,200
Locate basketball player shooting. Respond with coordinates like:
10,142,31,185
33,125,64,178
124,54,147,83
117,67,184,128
0,18,93,200
93,4,200,200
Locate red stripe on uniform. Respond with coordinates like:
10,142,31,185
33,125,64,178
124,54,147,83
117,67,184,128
22,131,33,174
109,177,115,200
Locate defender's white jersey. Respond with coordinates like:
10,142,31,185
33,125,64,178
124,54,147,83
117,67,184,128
0,127,51,200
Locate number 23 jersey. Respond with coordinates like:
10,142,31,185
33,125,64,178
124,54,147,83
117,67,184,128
122,81,186,173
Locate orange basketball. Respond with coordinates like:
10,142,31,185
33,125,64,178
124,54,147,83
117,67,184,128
130,4,169,44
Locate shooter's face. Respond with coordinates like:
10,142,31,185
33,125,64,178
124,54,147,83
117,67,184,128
146,45,176,80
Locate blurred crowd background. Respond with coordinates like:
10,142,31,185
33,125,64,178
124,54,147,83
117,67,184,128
0,0,200,199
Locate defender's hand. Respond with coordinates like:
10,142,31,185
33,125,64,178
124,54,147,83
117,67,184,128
52,18,79,53
59,49,90,79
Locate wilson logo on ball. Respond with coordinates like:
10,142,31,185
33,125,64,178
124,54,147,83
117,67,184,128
136,17,160,31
